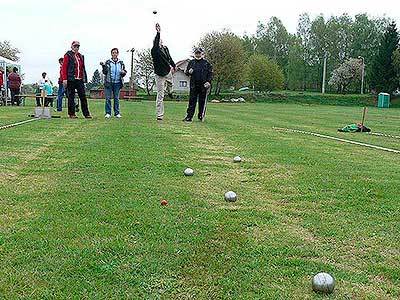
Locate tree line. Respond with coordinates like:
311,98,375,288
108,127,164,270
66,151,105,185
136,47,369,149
133,13,399,95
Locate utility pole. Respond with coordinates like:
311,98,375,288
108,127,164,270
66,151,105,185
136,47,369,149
358,56,365,94
127,48,135,93
322,53,327,94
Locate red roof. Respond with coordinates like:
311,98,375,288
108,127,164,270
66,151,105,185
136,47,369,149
175,59,190,69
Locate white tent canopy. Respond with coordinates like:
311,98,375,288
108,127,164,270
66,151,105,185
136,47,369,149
0,55,22,100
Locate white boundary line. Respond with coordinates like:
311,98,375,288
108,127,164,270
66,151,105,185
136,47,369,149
367,132,400,139
273,127,400,154
0,118,40,131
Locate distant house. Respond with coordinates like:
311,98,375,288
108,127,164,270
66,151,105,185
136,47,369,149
173,59,190,92
152,59,191,93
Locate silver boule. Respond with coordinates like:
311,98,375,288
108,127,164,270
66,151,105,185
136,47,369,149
224,191,237,202
184,168,194,176
233,156,241,163
312,272,335,294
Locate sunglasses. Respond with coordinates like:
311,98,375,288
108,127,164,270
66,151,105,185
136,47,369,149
73,45,80,48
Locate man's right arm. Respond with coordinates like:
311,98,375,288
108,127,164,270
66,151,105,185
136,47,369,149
153,32,160,50
153,23,161,49
101,62,108,75
185,61,194,76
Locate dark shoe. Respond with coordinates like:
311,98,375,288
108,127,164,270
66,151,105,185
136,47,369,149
84,115,93,119
157,117,163,121
69,114,78,119
168,92,174,99
198,117,204,122
182,117,192,122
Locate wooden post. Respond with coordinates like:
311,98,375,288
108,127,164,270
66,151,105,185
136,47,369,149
360,106,367,133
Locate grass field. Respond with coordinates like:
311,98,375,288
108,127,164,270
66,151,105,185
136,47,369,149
1,99,399,299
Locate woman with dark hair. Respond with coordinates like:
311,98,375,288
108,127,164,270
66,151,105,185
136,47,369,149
101,48,127,118
7,67,22,106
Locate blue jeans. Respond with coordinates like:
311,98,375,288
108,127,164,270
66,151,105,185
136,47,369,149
105,82,121,115
57,83,67,111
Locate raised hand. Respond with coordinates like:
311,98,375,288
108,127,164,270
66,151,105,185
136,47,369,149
155,23,161,32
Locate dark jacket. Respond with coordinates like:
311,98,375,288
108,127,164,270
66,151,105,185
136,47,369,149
7,72,22,91
61,51,88,83
101,59,126,88
185,58,213,88
151,32,175,76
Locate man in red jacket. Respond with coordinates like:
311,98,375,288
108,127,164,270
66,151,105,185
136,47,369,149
61,41,92,119
7,67,22,106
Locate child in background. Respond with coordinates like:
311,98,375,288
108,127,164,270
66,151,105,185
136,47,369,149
43,80,54,107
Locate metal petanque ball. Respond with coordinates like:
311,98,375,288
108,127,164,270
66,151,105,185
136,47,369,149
224,191,237,202
153,10,157,14
233,156,241,163
184,168,194,176
312,272,335,294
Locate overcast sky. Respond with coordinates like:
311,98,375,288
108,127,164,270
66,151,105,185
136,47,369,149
1,0,399,83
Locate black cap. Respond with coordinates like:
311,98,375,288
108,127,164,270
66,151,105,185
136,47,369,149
194,47,204,54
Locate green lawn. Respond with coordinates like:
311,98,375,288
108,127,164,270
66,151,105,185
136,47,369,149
0,99,399,299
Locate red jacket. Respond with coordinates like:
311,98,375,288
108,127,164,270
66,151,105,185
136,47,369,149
7,72,22,91
0,71,3,87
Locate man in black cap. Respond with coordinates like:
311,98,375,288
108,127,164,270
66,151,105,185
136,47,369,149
183,48,213,122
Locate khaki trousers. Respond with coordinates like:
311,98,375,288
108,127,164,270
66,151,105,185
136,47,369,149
155,71,173,119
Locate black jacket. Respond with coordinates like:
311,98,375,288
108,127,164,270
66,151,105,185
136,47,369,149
185,58,213,88
151,32,175,76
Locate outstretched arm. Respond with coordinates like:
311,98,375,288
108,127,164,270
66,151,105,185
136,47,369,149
153,23,161,48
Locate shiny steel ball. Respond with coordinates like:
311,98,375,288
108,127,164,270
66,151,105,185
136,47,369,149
233,156,241,163
312,272,335,294
184,168,194,176
224,191,237,202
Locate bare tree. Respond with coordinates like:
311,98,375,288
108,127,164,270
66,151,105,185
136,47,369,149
134,49,155,96
0,41,20,61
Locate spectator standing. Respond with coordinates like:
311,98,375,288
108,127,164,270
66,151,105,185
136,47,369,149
182,48,213,122
61,41,92,119
101,48,127,118
7,67,22,106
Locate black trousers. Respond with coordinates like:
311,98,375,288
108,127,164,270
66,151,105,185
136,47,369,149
35,95,53,107
10,89,20,106
36,93,41,106
67,79,90,116
186,83,207,120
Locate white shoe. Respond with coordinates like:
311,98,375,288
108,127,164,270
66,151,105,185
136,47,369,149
115,114,122,118
105,114,111,119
